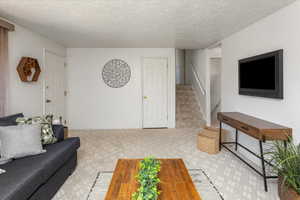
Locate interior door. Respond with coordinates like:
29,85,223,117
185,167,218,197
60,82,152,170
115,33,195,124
44,50,66,124
142,58,168,128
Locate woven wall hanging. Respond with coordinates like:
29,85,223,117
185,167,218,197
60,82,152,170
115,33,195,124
102,59,131,88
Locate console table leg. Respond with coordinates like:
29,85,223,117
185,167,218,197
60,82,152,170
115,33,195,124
259,140,268,192
219,121,222,151
284,140,287,149
235,129,238,151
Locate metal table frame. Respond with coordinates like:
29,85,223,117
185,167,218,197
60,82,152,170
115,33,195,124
219,121,286,192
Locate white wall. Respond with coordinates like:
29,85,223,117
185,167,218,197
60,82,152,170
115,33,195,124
221,0,300,161
67,48,175,130
6,20,66,116
175,49,185,84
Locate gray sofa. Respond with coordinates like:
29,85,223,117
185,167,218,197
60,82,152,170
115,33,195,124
0,114,80,200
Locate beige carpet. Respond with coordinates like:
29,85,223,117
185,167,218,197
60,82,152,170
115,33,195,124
53,128,279,200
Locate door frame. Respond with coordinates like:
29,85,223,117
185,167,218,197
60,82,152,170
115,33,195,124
141,57,169,128
209,57,222,125
42,48,66,119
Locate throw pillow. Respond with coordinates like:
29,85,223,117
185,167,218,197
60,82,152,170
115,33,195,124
0,124,46,160
0,136,12,165
16,115,57,145
0,113,24,163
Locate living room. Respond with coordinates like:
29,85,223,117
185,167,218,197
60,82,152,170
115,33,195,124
1,0,300,200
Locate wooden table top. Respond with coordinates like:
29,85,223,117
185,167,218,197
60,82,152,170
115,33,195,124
218,112,292,140
105,159,201,200
220,112,291,130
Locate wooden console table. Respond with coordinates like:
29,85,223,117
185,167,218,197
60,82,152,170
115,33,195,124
218,112,292,192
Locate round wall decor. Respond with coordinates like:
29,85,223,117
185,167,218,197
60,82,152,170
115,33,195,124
102,59,131,88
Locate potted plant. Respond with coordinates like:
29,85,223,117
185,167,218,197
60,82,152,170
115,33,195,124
268,139,300,200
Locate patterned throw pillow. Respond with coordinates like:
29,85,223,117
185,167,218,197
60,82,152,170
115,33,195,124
16,115,57,145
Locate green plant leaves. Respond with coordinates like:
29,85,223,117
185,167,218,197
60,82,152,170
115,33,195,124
132,157,161,200
268,138,300,194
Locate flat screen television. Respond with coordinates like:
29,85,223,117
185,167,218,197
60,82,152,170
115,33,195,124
239,50,283,99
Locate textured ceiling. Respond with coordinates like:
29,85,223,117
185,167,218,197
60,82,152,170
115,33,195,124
0,0,296,48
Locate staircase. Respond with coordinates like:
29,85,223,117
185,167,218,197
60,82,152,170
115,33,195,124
176,85,206,129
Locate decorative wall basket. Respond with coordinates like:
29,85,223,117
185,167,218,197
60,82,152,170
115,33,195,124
17,57,41,82
102,59,131,88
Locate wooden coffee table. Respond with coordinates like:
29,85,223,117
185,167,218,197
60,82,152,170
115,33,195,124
105,159,201,200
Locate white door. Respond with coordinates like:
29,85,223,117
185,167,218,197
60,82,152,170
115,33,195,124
44,50,66,124
142,58,168,128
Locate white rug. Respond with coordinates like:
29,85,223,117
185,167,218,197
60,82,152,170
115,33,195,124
87,169,224,200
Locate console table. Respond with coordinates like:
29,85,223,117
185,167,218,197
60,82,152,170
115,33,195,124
218,112,292,192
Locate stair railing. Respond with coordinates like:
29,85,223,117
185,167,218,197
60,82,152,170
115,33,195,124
190,62,206,96
211,100,221,114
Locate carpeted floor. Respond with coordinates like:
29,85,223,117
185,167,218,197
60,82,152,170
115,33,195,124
53,128,279,200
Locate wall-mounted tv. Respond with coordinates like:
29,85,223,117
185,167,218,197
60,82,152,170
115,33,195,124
239,49,283,99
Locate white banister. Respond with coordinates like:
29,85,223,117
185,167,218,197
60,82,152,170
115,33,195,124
190,63,206,96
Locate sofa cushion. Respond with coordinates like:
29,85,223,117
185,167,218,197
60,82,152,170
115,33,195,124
0,137,80,200
0,157,45,200
39,137,80,179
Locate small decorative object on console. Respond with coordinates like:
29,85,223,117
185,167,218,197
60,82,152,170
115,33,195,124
17,57,41,82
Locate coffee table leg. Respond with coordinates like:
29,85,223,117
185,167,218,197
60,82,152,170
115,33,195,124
259,140,268,192
219,121,222,151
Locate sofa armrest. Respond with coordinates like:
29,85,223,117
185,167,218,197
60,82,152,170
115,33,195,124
52,125,65,142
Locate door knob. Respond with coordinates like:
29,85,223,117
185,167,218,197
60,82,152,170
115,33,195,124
46,99,51,103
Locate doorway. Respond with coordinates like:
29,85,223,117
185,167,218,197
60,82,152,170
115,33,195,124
142,57,168,128
43,49,66,124
210,57,222,126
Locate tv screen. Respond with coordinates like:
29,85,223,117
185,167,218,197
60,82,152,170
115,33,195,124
239,50,283,99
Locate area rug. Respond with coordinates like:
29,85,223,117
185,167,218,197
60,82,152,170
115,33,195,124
87,169,224,200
